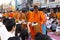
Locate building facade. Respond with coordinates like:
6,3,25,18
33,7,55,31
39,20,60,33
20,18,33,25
15,0,60,10
32,0,60,8
33,0,60,4
33,0,46,4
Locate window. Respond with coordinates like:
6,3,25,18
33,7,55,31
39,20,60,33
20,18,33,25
49,0,55,2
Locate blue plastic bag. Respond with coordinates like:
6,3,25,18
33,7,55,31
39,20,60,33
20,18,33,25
42,24,47,35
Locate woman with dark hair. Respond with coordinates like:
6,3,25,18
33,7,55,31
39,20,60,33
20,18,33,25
8,36,20,40
34,32,52,40
15,24,29,40
20,29,29,40
15,24,22,37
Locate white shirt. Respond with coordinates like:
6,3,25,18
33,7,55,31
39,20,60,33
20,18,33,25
0,13,2,17
46,18,54,29
46,20,52,29
47,12,50,16
0,32,15,40
56,26,60,32
0,25,15,40
0,25,7,40
0,22,3,27
50,18,54,22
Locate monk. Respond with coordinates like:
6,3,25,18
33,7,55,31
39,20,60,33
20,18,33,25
27,11,33,22
2,12,6,17
49,9,56,18
27,5,46,39
14,11,20,22
20,9,27,29
2,12,9,18
56,8,60,19
8,12,14,18
20,10,27,21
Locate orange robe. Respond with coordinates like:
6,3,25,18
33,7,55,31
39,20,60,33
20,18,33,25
2,13,6,17
56,12,60,19
50,13,56,18
28,11,45,39
27,11,32,22
13,12,20,22
8,12,14,18
2,13,8,18
20,13,26,20
20,13,27,29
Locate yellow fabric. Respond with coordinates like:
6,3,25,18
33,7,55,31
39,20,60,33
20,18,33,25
56,12,60,19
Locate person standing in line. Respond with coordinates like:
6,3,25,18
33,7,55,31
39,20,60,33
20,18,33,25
0,18,16,40
27,5,46,39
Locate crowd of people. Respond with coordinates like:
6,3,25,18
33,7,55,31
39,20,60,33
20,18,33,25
0,4,60,40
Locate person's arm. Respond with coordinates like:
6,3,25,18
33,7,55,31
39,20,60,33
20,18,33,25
27,11,33,33
27,22,31,33
55,27,60,35
39,11,46,25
